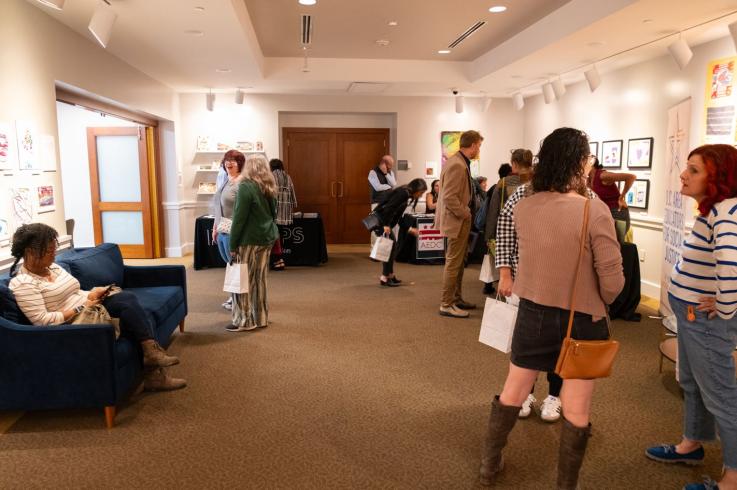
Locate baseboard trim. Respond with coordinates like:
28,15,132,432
165,241,194,258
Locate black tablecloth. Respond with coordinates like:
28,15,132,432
280,217,328,266
193,215,328,270
609,242,641,321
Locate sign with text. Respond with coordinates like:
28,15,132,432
416,216,445,259
661,98,691,321
703,56,737,144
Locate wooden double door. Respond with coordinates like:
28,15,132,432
283,128,389,243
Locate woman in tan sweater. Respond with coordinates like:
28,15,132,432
479,128,624,489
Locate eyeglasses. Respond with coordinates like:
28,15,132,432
224,161,238,168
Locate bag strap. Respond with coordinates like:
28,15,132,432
500,177,505,207
564,198,590,341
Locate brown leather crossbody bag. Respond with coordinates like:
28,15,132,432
554,199,620,379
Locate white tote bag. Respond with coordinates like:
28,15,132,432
223,262,249,294
479,254,499,283
479,296,519,354
370,236,393,262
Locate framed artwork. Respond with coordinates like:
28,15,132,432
0,218,8,241
36,185,55,213
440,131,479,169
16,120,40,171
197,182,217,194
624,179,650,209
0,122,17,171
196,136,211,151
589,142,599,159
627,137,654,168
424,161,439,179
601,140,623,168
11,187,33,225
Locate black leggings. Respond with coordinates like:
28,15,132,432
531,372,563,397
102,291,154,342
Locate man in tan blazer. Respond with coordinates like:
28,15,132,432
435,130,483,318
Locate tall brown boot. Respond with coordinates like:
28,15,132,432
479,396,521,486
557,418,592,490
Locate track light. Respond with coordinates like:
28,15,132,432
482,96,492,112
542,83,555,104
36,0,65,10
552,78,566,99
88,2,117,48
234,89,245,105
513,92,524,111
729,21,737,53
584,65,601,92
206,91,215,112
455,95,464,114
668,37,693,70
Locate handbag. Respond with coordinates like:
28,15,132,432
478,295,518,353
362,212,381,231
370,235,393,262
70,304,120,339
216,217,232,234
479,254,499,283
554,199,620,380
223,261,249,294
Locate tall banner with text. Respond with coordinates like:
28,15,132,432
661,99,691,321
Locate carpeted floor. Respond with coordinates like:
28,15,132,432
0,251,725,489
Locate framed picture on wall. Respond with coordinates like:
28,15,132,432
627,137,654,169
624,179,650,209
589,141,599,159
601,140,623,168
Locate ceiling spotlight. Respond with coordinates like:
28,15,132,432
455,94,464,114
668,37,693,70
542,83,555,104
388,21,398,26
206,91,215,111
438,49,451,54
194,6,205,12
482,97,492,112
489,6,507,13
234,89,245,105
729,21,737,53
302,54,311,73
512,92,524,111
584,65,601,92
299,0,317,5
552,78,566,99
215,68,231,73
88,2,117,48
36,0,65,10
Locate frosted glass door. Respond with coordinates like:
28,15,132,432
87,126,153,258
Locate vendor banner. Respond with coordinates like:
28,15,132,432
661,98,691,324
416,216,445,259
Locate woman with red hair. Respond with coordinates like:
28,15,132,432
646,144,737,490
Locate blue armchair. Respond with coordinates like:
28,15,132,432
0,243,187,428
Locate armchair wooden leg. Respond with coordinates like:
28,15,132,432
104,406,116,429
178,319,185,333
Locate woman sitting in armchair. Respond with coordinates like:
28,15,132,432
8,223,186,392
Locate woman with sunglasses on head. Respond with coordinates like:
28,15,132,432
646,144,737,490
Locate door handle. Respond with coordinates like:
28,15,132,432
337,181,344,198
330,182,337,198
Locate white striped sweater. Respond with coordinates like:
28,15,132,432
9,264,88,325
669,197,737,320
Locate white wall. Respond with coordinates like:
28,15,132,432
172,93,523,252
55,101,137,248
521,35,736,298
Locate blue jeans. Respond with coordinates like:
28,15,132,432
671,294,737,470
216,233,231,264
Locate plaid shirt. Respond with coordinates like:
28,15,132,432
494,184,597,276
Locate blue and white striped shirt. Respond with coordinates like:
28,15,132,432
669,197,737,320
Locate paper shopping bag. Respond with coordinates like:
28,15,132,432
370,236,393,262
223,262,249,294
479,296,518,354
479,254,499,282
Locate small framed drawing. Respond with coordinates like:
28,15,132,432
589,142,599,159
627,137,654,169
197,182,217,194
601,140,623,168
624,179,650,209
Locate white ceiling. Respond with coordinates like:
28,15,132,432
27,0,737,98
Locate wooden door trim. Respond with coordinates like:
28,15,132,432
56,88,158,127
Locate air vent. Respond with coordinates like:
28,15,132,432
347,82,391,94
448,21,486,49
301,14,313,45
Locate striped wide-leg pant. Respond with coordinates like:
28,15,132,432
231,244,272,329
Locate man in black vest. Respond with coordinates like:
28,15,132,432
368,155,396,205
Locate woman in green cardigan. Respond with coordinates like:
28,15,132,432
227,155,279,332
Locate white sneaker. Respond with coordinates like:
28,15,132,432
518,394,536,418
540,395,562,422
222,297,233,311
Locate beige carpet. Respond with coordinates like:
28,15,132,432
0,251,725,489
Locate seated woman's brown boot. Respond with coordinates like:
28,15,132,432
143,367,187,391
479,396,521,486
142,340,179,367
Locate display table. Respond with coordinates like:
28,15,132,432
193,215,328,270
396,214,445,265
609,242,641,321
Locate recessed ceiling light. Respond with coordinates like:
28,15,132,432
587,41,605,47
489,6,507,13
642,18,654,24
375,39,390,47
438,49,451,54
184,30,204,37
299,0,317,5
388,21,398,26
510,75,523,79
215,68,231,73
194,6,205,12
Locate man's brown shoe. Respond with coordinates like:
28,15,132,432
455,300,477,310
439,305,470,318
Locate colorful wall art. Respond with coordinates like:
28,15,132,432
624,179,650,209
16,120,40,171
627,137,654,168
11,187,33,225
36,185,55,213
0,122,17,171
601,140,623,168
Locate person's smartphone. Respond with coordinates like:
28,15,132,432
99,284,115,300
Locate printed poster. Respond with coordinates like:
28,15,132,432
0,122,17,171
703,57,737,144
15,120,40,171
36,185,55,213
